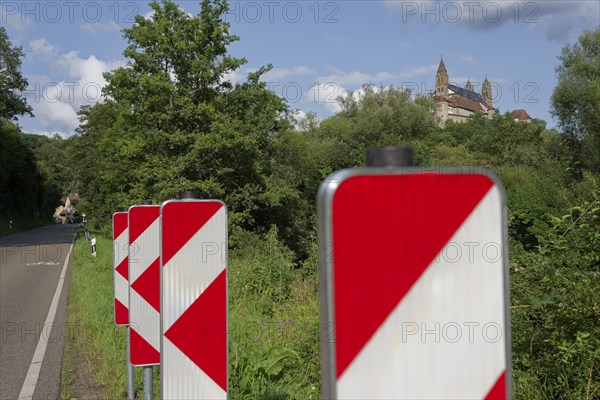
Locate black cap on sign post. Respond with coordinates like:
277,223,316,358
366,146,414,167
180,190,199,199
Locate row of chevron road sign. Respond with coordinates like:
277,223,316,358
112,162,512,399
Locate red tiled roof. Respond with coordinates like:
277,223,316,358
511,109,530,120
61,194,81,205
434,95,486,113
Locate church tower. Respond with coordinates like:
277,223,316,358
482,77,492,107
435,57,448,96
465,78,473,92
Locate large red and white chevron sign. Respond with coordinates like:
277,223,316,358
160,200,228,400
113,212,129,326
317,168,511,399
128,205,161,366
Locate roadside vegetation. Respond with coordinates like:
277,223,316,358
2,0,598,398
0,27,69,234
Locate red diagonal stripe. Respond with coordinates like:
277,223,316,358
485,370,507,400
161,201,223,266
164,270,227,391
115,257,128,280
130,326,160,365
113,212,128,240
115,299,128,325
332,173,494,378
129,206,160,244
131,257,160,312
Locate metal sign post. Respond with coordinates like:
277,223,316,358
113,212,134,400
317,147,511,399
160,198,228,400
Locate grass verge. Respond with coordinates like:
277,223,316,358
62,225,321,398
61,227,157,399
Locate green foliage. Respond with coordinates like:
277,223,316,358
75,0,290,230
316,85,438,167
0,120,61,227
0,26,32,120
511,175,600,399
228,228,320,399
551,27,600,173
0,28,63,229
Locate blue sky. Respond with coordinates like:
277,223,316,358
2,0,599,137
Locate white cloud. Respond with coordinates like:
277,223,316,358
317,66,395,86
222,65,315,86
144,9,155,20
397,64,437,78
262,66,314,81
222,68,245,85
534,1,599,42
29,38,56,56
81,21,121,35
25,39,125,136
292,108,307,121
383,0,599,42
291,108,307,130
30,93,81,131
306,82,348,114
142,6,192,20
58,51,125,90
308,64,438,114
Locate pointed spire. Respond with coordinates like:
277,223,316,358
437,56,447,75
465,77,473,92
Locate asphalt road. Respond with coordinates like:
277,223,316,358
0,224,78,400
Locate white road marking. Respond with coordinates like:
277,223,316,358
26,262,60,266
18,240,74,400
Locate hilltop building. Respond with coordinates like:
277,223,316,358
54,194,81,223
433,57,495,127
511,109,532,123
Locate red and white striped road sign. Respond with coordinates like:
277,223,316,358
128,205,161,366
317,168,511,400
113,212,129,326
160,200,228,400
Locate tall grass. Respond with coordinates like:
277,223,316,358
63,228,154,399
63,225,321,398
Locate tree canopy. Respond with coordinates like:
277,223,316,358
0,26,32,121
551,27,600,173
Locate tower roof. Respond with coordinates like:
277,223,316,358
437,57,447,74
465,78,473,91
